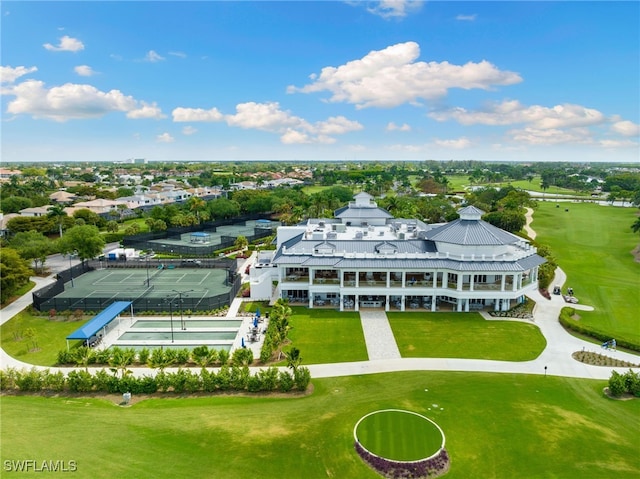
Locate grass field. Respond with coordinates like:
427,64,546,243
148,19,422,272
0,311,86,366
2,372,638,479
283,307,368,364
388,313,546,361
356,410,443,461
532,202,640,346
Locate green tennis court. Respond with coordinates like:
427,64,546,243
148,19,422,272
355,410,444,461
56,268,229,299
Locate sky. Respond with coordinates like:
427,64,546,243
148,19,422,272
1,1,639,163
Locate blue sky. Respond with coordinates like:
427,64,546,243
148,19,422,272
1,1,638,163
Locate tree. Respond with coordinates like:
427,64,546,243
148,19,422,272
284,347,302,372
0,248,32,303
58,225,106,265
187,196,207,224
9,230,53,274
234,235,248,251
482,210,527,233
108,347,136,378
208,198,240,220
106,220,119,233
47,204,68,238
1,196,32,214
73,208,105,227
23,328,39,352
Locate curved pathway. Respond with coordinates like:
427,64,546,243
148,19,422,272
1,213,639,381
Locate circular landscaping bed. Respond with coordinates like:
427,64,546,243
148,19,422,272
354,409,449,479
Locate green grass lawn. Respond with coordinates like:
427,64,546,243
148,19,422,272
532,202,640,346
356,410,443,461
1,372,638,479
0,311,87,366
283,307,368,364
388,313,546,361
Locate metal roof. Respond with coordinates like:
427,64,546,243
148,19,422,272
66,301,131,340
425,219,519,246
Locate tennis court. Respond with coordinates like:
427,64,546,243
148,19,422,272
149,220,270,249
43,267,237,313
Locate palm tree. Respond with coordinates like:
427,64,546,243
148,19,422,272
47,204,67,238
284,347,302,373
188,196,206,224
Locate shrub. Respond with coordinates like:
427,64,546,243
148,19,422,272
294,367,311,391
608,371,626,397
67,370,94,393
0,368,18,390
278,370,294,392
15,368,44,392
137,347,151,365
42,370,66,392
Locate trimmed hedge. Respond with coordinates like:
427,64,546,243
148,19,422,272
0,366,310,395
559,307,640,353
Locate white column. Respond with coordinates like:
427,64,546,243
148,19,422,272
457,274,463,291
355,294,359,311
385,295,390,312
470,274,475,291
501,275,506,291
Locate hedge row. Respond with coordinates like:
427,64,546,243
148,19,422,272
559,307,640,353
0,365,311,395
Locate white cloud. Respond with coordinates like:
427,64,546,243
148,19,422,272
144,50,165,62
507,127,593,145
430,100,605,129
172,101,362,144
0,65,37,84
225,102,303,131
43,35,84,52
3,79,162,122
610,120,640,137
456,14,477,21
433,137,472,149
599,139,638,148
364,0,422,19
172,107,223,122
110,54,123,61
386,122,411,132
74,65,96,77
281,129,311,145
169,51,187,58
126,101,166,119
156,133,175,143
182,126,198,135
288,42,522,109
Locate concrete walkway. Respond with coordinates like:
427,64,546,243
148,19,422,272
359,310,401,360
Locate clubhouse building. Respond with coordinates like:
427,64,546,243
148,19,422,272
251,192,545,312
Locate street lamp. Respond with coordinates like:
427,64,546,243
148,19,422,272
172,289,194,330
164,297,175,343
68,250,77,288
145,255,150,287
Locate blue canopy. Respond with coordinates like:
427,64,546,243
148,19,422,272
66,301,132,340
